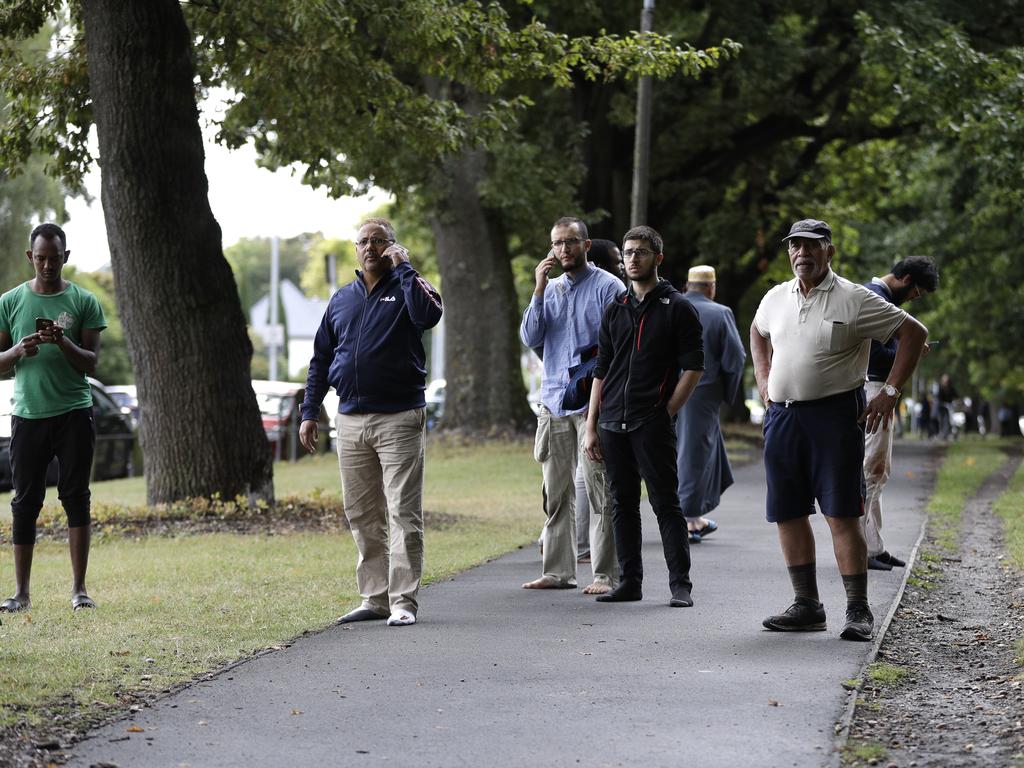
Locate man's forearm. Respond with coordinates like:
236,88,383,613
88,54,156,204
885,318,928,393
58,338,97,375
749,324,772,401
667,370,702,416
586,378,604,430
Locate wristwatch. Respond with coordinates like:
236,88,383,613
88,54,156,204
882,383,900,398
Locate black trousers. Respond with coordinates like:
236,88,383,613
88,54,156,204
10,407,95,544
600,412,692,596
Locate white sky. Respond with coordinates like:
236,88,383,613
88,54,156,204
63,98,389,272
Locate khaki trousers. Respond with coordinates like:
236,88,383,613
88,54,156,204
336,409,426,615
535,408,618,587
862,381,894,557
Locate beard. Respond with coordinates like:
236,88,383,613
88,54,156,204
628,262,658,282
891,284,913,305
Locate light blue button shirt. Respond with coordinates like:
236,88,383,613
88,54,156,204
520,264,623,417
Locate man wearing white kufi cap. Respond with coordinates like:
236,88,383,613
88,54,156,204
675,264,746,542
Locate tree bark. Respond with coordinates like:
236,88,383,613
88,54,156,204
428,148,534,434
80,0,274,504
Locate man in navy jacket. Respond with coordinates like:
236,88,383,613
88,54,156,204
300,217,442,627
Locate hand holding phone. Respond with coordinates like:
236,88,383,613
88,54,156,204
383,242,410,266
34,317,62,344
535,249,557,292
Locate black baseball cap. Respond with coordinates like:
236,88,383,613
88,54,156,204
782,218,832,241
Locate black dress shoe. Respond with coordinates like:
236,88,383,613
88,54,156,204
596,583,643,602
867,555,893,571
669,589,693,607
875,551,906,568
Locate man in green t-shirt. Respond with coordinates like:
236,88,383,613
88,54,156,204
0,223,107,613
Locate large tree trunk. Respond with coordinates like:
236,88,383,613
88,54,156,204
428,147,534,434
81,0,274,504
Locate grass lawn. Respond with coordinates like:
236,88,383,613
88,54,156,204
0,439,542,728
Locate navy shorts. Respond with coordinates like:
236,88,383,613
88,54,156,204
762,388,866,523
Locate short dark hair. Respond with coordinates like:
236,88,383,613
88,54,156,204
588,239,621,275
622,225,663,255
891,255,939,293
359,217,396,241
552,217,589,240
29,223,67,251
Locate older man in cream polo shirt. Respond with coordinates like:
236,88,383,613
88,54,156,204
750,218,927,642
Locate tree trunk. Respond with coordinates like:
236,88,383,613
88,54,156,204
80,0,274,505
428,148,534,434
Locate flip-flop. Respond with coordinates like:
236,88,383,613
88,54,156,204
0,597,30,613
72,595,97,611
696,520,718,539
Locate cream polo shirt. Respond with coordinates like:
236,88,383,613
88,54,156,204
753,270,906,402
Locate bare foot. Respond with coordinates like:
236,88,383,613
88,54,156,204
522,576,572,589
582,581,612,595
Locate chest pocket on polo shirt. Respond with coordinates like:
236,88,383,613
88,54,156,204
817,318,856,353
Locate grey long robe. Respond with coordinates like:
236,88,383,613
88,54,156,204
676,291,746,518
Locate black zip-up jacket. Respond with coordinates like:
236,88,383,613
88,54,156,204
594,279,704,431
301,261,443,418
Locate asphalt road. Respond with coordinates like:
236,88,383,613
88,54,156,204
68,442,938,768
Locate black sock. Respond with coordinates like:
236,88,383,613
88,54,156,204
842,572,868,607
787,562,819,605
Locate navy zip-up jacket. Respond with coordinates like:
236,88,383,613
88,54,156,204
594,279,704,431
301,261,443,418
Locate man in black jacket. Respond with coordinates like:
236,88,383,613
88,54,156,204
583,226,704,607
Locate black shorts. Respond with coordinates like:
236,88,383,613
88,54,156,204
9,407,95,543
762,389,866,523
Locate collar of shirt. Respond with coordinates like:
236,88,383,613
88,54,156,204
789,268,837,296
870,276,893,300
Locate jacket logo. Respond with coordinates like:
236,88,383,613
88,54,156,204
660,298,670,304
380,295,396,302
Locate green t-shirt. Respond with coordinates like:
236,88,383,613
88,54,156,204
0,281,107,418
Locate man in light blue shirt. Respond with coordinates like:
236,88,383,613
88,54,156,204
520,217,621,593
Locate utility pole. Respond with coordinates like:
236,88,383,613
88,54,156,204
268,235,280,382
630,0,655,226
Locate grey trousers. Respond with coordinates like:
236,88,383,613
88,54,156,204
862,381,894,557
534,408,618,587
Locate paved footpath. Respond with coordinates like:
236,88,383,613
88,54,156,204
69,442,939,768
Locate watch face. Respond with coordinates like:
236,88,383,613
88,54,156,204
884,385,898,397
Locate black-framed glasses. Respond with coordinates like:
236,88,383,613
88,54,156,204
551,238,582,250
356,237,394,248
622,248,655,260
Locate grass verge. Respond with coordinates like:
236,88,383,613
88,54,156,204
0,439,541,732
908,438,1008,590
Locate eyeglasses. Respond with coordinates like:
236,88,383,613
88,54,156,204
356,237,394,248
550,238,582,250
622,248,655,260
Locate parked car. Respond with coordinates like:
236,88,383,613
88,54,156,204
251,380,331,460
425,378,543,429
104,384,139,428
0,378,136,491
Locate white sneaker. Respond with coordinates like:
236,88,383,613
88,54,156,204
386,608,416,626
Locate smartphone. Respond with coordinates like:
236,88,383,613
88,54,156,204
35,317,53,332
543,248,556,277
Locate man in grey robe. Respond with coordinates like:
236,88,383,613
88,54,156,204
676,265,746,542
